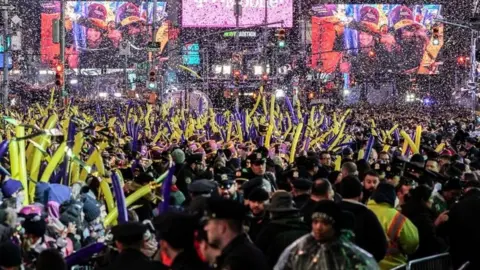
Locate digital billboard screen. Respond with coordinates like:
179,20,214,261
182,0,293,28
311,4,443,76
41,1,167,68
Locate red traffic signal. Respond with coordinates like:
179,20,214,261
55,64,64,86
261,74,268,81
368,50,376,58
149,71,156,82
457,56,466,65
233,70,241,77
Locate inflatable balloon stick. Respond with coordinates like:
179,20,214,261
9,139,19,180
265,94,275,148
289,122,304,164
435,143,445,153
415,126,422,151
363,136,375,161
334,155,342,171
400,130,419,154
16,126,28,206
65,243,106,267
104,170,169,227
160,166,176,214
112,173,128,224
40,142,67,182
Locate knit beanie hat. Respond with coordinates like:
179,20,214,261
23,216,47,237
311,200,345,234
81,195,101,223
2,179,22,198
371,182,396,207
0,241,21,267
171,149,186,164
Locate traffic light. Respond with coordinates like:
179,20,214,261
148,70,156,89
276,28,286,48
308,92,314,99
457,56,466,65
55,64,64,87
368,50,376,58
233,70,241,86
261,73,268,81
432,25,440,46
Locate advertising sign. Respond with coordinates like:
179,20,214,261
311,4,443,76
182,0,293,28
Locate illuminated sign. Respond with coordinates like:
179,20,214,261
182,43,200,65
223,31,257,38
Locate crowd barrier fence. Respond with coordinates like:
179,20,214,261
389,252,453,270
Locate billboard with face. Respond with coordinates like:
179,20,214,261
311,4,443,76
41,1,167,68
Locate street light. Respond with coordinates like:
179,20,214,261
114,93,122,98
99,92,108,98
406,93,416,102
343,89,350,96
70,79,78,85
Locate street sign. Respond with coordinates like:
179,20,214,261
11,15,21,26
147,41,161,52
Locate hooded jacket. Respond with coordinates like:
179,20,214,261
255,215,309,267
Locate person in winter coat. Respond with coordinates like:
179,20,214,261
447,181,480,270
367,183,419,270
275,200,379,270
255,191,310,268
401,185,448,259
338,176,387,262
103,222,166,270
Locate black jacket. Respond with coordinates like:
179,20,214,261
293,194,310,209
215,234,269,270
339,200,388,262
254,215,309,268
401,200,448,260
176,165,196,197
102,248,166,270
170,249,210,270
247,211,269,241
447,188,480,270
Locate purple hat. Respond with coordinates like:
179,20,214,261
88,3,107,22
312,4,336,18
359,6,380,33
2,179,22,198
116,3,145,27
390,5,423,31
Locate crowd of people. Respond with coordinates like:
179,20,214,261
0,98,478,270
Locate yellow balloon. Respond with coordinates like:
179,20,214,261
16,126,28,206
289,123,304,164
40,142,67,182
400,130,419,154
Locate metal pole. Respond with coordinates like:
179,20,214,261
264,0,268,72
2,0,9,107
234,0,240,111
60,0,66,101
471,30,477,112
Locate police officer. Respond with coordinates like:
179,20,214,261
245,152,277,192
156,212,210,270
291,178,313,208
183,179,217,210
176,153,205,197
104,222,166,270
215,173,243,203
203,197,269,270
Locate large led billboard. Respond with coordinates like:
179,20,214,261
41,1,167,68
182,0,293,28
311,4,443,76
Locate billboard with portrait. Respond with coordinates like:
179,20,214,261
182,0,293,28
311,4,443,76
41,1,167,68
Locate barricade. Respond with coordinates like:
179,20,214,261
387,253,452,270
408,252,451,270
